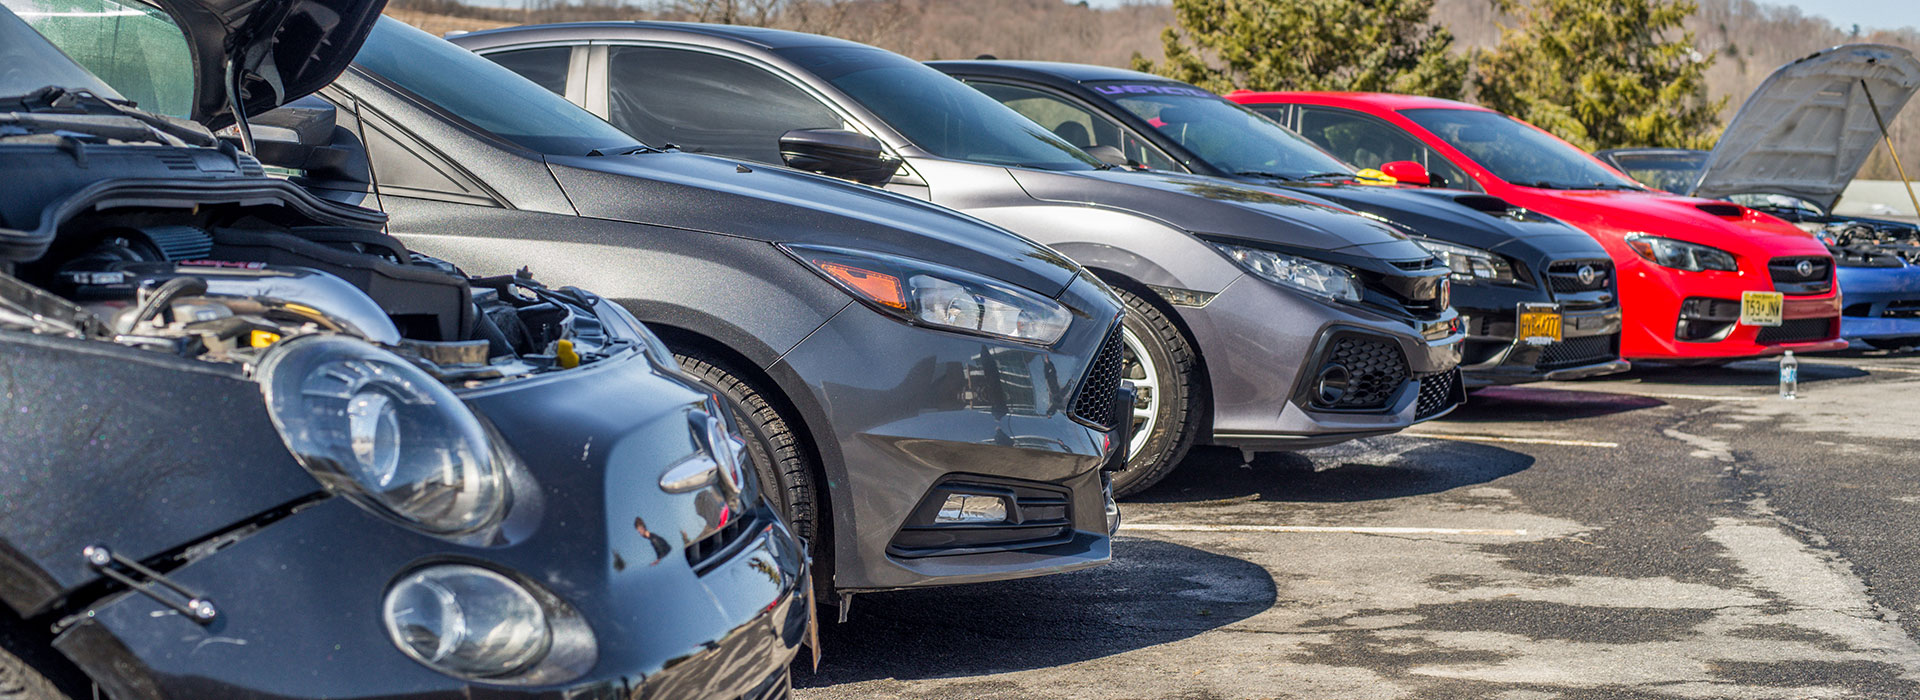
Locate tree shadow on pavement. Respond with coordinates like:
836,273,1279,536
796,537,1275,686
1445,385,1668,423
1126,438,1533,504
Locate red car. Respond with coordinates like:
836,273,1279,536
1228,91,1846,362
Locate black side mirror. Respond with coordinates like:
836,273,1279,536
1084,144,1132,168
779,128,901,186
249,96,368,183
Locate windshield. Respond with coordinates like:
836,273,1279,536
1090,82,1353,179
1403,108,1641,190
355,18,640,156
775,45,1099,171
1602,150,1706,195
1,0,182,114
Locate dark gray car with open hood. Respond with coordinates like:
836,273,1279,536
242,17,1130,603
0,0,810,697
453,22,1467,496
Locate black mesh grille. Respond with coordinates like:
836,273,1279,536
1546,259,1612,294
685,516,754,574
1415,367,1463,420
1536,334,1619,372
1070,323,1125,429
1769,256,1834,295
1755,317,1836,344
1317,334,1410,410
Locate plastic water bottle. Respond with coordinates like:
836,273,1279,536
1779,351,1798,400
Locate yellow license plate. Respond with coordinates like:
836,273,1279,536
1741,291,1784,327
1518,308,1563,343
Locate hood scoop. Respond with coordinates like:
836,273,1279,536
1695,202,1744,218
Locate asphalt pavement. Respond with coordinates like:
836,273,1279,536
795,344,1920,700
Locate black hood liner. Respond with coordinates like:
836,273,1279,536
157,0,386,129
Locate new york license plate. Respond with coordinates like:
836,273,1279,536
1741,291,1784,327
1518,306,1563,344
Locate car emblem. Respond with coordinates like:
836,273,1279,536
1796,260,1815,277
1576,265,1597,285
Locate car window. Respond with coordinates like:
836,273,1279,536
603,46,844,164
1295,106,1478,191
966,81,1182,172
1083,81,1353,180
1601,150,1707,195
2,0,190,117
1402,108,1640,190
487,46,572,97
354,18,640,157
775,45,1100,171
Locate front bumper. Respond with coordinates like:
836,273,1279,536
1837,264,1920,340
1617,257,1847,360
773,274,1121,591
49,350,810,700
1175,275,1465,452
1455,292,1628,386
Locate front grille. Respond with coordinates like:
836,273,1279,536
1755,317,1836,344
1069,323,1125,429
1769,256,1834,295
1536,333,1619,372
1546,259,1613,294
685,515,755,574
1414,367,1463,420
1316,333,1409,411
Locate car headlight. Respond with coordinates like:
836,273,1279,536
1413,238,1515,284
382,563,597,684
1210,243,1362,302
1624,234,1739,272
259,334,507,534
784,244,1072,345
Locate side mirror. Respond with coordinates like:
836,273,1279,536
249,96,369,183
1084,144,1132,168
1380,160,1431,186
779,128,901,186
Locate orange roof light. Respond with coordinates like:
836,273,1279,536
819,261,908,310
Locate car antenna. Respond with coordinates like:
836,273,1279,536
1861,79,1920,219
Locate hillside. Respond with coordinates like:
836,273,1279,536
386,0,1920,181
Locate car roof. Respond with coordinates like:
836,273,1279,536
927,59,1169,85
453,20,867,51
1229,91,1489,112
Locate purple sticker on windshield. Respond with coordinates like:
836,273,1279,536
1092,84,1214,98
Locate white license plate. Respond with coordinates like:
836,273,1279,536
1741,291,1784,327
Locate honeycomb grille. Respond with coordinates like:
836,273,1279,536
1536,333,1619,372
1546,259,1612,294
1317,334,1409,410
1415,366,1463,420
1070,322,1125,429
1755,317,1836,344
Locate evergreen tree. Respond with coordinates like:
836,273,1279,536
1131,0,1468,99
1476,0,1724,150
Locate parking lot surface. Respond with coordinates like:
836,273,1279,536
796,346,1920,699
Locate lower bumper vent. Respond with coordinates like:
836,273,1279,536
1755,317,1837,344
1414,367,1464,421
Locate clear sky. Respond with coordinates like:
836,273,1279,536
1084,0,1920,33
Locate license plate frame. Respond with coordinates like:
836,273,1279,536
1517,303,1563,345
1741,291,1784,327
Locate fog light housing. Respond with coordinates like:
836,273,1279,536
384,565,550,679
936,494,1008,523
1315,365,1352,404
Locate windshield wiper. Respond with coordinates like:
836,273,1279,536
0,86,212,147
585,144,667,156
1296,172,1356,181
1234,170,1292,180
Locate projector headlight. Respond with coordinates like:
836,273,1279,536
785,244,1072,345
1624,234,1739,272
1210,243,1362,302
1413,238,1515,284
259,334,506,534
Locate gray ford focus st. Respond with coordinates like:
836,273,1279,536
237,18,1131,601
454,22,1467,496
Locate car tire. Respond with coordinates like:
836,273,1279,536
674,354,823,554
1111,286,1203,498
1865,337,1919,351
0,645,70,700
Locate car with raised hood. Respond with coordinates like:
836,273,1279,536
0,0,809,697
929,60,1628,388
1594,44,1920,350
235,17,1131,601
451,22,1467,497
1231,91,1850,363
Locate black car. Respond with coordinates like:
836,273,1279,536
930,60,1630,387
235,17,1129,600
0,0,806,697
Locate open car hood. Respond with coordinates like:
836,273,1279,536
151,0,385,129
1693,44,1920,211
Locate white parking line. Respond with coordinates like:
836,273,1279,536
1401,433,1619,448
1807,362,1920,375
1120,523,1528,536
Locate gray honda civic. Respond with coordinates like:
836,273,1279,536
238,17,1131,604
453,22,1466,496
